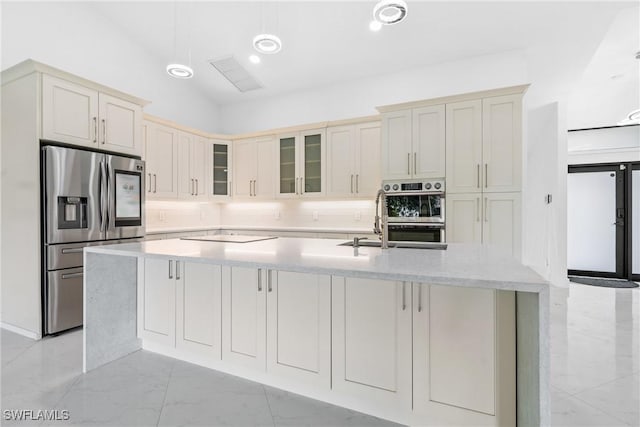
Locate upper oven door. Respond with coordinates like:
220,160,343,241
106,154,145,240
43,146,104,244
386,193,444,223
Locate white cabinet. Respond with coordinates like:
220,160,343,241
331,276,412,416
176,262,222,359
222,267,267,370
210,140,232,199
412,284,516,426
267,271,331,387
446,100,483,193
276,129,325,198
42,75,142,155
233,136,275,199
482,95,522,193
144,121,179,199
139,257,177,347
446,192,521,257
446,95,522,194
177,132,208,199
381,105,445,180
326,122,381,198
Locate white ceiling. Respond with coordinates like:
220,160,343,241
88,1,636,108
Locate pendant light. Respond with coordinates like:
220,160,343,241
166,2,193,79
252,2,282,56
373,0,408,25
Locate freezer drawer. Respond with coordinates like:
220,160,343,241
46,267,83,334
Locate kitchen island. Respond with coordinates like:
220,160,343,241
83,237,549,427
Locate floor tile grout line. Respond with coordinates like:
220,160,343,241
261,385,276,427
554,370,640,398
568,391,636,427
155,358,176,427
1,340,39,369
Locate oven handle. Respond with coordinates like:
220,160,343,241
387,222,445,228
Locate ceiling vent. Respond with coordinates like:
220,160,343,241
209,56,263,92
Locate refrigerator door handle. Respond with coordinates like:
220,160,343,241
99,160,107,233
105,160,112,232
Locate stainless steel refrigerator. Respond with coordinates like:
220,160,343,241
41,145,145,335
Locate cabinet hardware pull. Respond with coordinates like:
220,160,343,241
295,177,298,195
402,282,406,311
418,284,422,312
476,198,480,222
350,175,354,193
414,152,417,174
485,163,488,188
153,174,157,193
196,179,198,195
253,180,256,196
93,117,97,143
407,153,411,175
191,179,194,196
477,164,480,188
300,177,304,194
176,261,180,280
102,119,106,144
268,271,272,292
169,260,173,279
148,173,151,192
257,269,262,292
356,174,359,193
249,180,252,196
484,197,488,222
61,248,84,254
61,272,83,279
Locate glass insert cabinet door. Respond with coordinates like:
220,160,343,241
279,136,296,194
278,130,325,196
212,143,229,196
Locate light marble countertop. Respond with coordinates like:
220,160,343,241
87,237,548,293
145,225,375,235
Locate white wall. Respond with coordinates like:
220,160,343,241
568,126,640,165
219,50,528,134
0,2,220,133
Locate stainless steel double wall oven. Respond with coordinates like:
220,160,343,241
41,145,145,335
382,178,445,243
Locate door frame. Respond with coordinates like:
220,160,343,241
568,162,639,280
630,163,640,281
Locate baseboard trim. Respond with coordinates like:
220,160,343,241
0,322,41,340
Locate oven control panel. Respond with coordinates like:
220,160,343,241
382,178,445,193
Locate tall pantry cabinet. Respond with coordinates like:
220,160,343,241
379,86,526,258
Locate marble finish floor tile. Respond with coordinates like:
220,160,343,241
1,282,638,426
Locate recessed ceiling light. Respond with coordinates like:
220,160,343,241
373,0,408,25
166,63,193,79
253,34,282,54
369,20,383,32
249,54,261,64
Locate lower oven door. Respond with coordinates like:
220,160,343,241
388,224,445,243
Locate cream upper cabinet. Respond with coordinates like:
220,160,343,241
446,100,483,194
446,95,522,194
266,271,331,388
381,106,445,181
177,132,208,200
446,192,521,258
42,75,99,147
42,75,142,156
332,276,412,418
482,95,522,193
209,140,232,199
144,121,179,199
233,136,275,199
326,122,381,198
276,129,325,198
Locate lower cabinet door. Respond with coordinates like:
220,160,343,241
139,257,176,346
331,276,412,418
266,271,330,388
412,284,515,426
176,262,222,359
222,266,267,370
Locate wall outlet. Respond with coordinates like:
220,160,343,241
312,211,319,221
354,211,361,221
274,210,281,220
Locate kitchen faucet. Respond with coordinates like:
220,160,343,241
373,188,389,249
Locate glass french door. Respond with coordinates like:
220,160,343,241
568,163,639,279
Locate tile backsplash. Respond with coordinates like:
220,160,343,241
146,200,221,229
